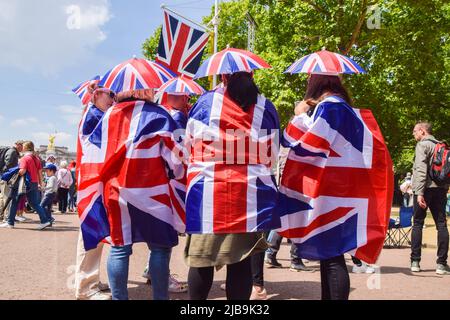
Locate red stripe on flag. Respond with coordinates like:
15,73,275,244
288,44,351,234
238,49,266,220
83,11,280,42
286,123,305,141
164,11,173,49
182,36,210,76
279,207,354,239
213,164,248,233
169,22,190,75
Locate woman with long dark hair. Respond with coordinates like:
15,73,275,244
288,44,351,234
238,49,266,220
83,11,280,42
184,71,281,300
286,74,354,300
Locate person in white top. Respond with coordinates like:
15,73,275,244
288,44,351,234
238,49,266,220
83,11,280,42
40,163,58,225
57,160,73,214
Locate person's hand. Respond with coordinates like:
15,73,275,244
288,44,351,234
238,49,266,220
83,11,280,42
417,195,427,209
294,99,318,116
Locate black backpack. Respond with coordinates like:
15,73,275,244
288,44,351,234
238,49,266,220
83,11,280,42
0,146,10,174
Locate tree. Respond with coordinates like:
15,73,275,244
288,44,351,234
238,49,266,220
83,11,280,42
142,0,450,174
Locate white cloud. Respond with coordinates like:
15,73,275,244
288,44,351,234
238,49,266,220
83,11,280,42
57,105,84,125
11,117,38,127
0,0,112,75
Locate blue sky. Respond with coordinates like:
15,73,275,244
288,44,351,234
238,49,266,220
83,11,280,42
0,0,215,151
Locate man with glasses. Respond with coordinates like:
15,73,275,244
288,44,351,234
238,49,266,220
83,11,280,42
410,122,450,274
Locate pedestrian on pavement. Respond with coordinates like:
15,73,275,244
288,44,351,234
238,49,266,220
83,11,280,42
400,172,413,207
74,82,115,301
41,163,58,225
57,160,73,214
0,141,51,230
102,88,184,301
0,140,23,222
410,121,450,274
68,160,77,213
184,71,280,301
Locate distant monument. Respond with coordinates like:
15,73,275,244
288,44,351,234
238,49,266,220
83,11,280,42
36,133,76,164
46,134,56,158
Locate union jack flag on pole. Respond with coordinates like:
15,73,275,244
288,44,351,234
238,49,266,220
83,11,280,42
77,102,186,250
277,96,393,264
156,8,210,78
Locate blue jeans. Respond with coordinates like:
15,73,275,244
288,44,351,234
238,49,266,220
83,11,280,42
266,230,301,263
8,183,49,226
40,192,56,222
107,245,171,300
147,247,172,300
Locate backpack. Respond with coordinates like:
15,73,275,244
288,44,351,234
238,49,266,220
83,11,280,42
0,147,10,173
428,139,450,186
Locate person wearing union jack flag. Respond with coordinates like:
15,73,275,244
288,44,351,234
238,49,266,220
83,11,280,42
184,71,281,300
74,82,116,301
87,88,186,301
279,74,393,300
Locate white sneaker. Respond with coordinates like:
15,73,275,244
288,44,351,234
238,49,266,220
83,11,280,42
37,222,51,230
78,291,112,300
168,274,188,293
250,286,268,300
15,216,26,222
365,265,376,274
220,283,226,291
0,222,14,229
352,264,368,273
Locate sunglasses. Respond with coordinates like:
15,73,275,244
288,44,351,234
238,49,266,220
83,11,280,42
97,89,116,99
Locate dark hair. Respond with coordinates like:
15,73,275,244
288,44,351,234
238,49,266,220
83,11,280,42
416,121,433,134
224,72,260,111
305,74,352,106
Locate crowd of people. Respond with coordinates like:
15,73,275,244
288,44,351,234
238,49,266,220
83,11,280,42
0,142,78,230
1,67,449,302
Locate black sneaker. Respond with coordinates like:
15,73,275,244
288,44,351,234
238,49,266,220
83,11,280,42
290,260,313,272
264,255,282,268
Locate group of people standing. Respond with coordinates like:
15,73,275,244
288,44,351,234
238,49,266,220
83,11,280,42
76,67,387,301
0,141,78,230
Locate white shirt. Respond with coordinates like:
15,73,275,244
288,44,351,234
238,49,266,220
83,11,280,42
57,168,73,189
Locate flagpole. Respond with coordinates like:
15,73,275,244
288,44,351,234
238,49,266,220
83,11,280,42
160,4,211,32
212,0,219,87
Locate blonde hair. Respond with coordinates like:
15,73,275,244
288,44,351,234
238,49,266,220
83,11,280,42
23,141,35,152
59,160,68,168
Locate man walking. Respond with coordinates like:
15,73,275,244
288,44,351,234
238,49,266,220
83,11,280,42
410,122,450,274
0,140,23,222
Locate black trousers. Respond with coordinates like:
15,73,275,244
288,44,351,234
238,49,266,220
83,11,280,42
251,251,265,287
57,188,69,213
411,188,449,264
320,255,350,300
188,257,253,300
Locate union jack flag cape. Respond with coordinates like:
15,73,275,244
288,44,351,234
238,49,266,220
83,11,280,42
156,9,210,78
185,88,281,234
277,96,393,264
76,102,186,250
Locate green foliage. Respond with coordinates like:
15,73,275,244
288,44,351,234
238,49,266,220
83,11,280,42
142,0,450,174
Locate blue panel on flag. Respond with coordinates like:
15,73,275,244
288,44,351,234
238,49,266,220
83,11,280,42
294,213,358,261
256,176,280,230
127,203,179,248
186,177,204,233
81,196,110,251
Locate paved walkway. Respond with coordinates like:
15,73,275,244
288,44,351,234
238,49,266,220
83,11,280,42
1,211,450,300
